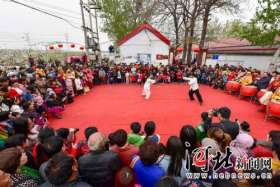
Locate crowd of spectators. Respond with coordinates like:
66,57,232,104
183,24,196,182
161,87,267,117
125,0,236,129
0,57,279,187
92,62,280,104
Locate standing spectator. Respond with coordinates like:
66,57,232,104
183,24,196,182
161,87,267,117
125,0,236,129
78,132,121,187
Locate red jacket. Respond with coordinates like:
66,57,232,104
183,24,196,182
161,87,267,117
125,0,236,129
111,144,139,166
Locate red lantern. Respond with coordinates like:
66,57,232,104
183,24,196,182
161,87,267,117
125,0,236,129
193,46,200,53
80,46,84,50
58,44,63,48
70,44,75,48
176,48,183,53
49,46,54,50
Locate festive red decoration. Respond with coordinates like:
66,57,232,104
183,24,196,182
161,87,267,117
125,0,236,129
58,44,63,48
225,81,241,92
177,48,183,53
70,44,75,48
49,46,54,50
193,47,200,53
267,101,280,119
156,54,169,60
80,46,84,50
240,85,258,97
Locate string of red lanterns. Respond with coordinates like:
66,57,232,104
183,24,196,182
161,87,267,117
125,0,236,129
48,43,85,51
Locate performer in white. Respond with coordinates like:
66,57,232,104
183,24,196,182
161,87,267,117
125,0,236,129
183,74,203,105
142,75,156,100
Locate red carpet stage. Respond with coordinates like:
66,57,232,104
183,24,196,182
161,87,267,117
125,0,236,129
50,84,280,143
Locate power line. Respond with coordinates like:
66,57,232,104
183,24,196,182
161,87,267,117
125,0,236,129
21,0,81,15
20,0,82,20
8,0,82,30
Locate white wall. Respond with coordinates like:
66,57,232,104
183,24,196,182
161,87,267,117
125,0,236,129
206,54,273,71
119,29,170,65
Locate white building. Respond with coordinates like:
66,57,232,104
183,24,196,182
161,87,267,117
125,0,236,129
117,23,170,65
205,38,279,71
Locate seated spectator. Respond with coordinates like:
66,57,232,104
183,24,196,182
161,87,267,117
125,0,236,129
44,91,64,119
180,125,197,158
256,72,272,90
40,152,91,187
0,147,38,186
78,132,121,186
268,73,280,92
195,112,212,143
39,136,64,181
230,133,254,161
211,107,239,140
156,176,179,187
33,127,55,167
271,87,280,103
110,129,139,166
128,122,144,147
56,128,78,157
202,128,231,161
240,121,251,134
78,126,98,157
12,117,33,138
272,141,280,174
131,141,165,187
4,134,37,170
157,136,187,184
239,72,253,86
144,121,160,143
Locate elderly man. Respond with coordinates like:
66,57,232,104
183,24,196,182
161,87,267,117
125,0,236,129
78,132,121,187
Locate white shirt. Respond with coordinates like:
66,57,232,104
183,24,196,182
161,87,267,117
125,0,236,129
144,78,156,90
183,77,199,90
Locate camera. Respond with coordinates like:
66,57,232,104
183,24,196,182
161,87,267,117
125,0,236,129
210,108,219,117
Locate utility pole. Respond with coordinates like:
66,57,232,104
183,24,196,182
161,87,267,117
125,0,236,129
80,0,89,54
24,33,31,56
79,0,101,63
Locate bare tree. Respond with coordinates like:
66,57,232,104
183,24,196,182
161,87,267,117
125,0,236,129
179,0,203,63
157,0,184,57
197,0,240,64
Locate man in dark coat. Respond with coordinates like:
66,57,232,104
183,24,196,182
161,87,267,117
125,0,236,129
78,132,121,187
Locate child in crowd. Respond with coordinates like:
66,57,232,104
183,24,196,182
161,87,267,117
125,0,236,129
144,121,160,143
128,122,144,147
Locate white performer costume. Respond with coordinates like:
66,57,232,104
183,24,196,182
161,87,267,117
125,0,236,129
142,77,156,99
